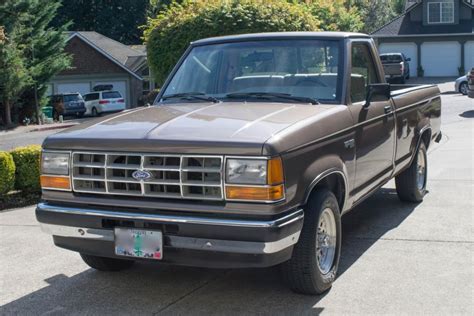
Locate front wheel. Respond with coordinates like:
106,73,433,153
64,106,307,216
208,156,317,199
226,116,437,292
80,253,134,271
281,189,341,295
459,82,468,95
395,142,427,202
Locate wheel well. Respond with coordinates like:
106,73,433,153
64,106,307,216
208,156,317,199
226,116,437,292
310,173,346,212
421,129,432,149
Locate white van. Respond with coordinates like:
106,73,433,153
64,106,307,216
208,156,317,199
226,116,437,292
83,91,126,116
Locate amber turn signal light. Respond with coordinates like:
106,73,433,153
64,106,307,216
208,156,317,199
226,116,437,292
40,175,71,190
267,157,284,185
225,184,284,201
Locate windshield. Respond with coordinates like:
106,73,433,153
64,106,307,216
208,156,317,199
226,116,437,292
380,54,402,63
161,40,342,103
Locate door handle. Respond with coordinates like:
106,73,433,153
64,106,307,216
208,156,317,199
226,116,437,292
384,105,393,114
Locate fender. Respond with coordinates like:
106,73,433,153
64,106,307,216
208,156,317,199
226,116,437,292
408,125,431,167
303,168,350,213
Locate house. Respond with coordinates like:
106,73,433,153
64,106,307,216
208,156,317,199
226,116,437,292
371,0,474,77
47,32,157,107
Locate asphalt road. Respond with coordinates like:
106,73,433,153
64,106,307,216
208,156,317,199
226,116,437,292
0,92,473,315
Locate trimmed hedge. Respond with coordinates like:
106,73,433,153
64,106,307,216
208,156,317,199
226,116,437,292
10,145,42,192
0,151,15,196
144,0,320,85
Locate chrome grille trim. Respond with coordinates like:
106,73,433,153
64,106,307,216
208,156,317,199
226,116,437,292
72,152,224,200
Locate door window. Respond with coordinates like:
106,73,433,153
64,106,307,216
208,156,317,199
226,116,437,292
350,44,379,103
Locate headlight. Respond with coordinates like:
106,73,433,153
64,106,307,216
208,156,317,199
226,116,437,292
40,151,71,191
225,157,285,202
41,152,70,175
226,159,267,185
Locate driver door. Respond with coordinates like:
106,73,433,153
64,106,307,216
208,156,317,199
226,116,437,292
348,42,396,200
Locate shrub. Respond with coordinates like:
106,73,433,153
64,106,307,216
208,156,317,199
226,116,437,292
0,151,15,196
10,145,42,192
144,0,320,85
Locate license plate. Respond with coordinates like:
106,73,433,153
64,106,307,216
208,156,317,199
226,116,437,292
114,228,163,260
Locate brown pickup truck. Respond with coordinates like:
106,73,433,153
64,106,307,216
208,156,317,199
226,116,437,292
37,32,441,295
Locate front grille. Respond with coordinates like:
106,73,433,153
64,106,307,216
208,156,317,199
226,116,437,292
71,152,224,200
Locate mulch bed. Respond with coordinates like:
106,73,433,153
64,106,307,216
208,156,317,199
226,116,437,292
0,191,41,211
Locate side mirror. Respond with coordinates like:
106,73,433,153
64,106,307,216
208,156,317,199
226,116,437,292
406,58,411,62
364,83,391,108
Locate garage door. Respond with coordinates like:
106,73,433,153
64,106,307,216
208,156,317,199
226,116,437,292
94,81,128,105
465,41,474,72
421,42,460,76
57,82,91,96
379,42,417,77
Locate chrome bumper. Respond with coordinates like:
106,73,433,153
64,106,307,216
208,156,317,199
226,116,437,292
37,203,303,255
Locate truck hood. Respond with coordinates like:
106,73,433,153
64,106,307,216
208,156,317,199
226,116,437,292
43,102,336,155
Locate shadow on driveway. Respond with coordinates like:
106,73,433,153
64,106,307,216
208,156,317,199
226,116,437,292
1,188,418,315
459,110,474,118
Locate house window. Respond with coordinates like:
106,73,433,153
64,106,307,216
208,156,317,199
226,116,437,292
428,1,454,24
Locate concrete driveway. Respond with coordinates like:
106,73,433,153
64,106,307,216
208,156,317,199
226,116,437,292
1,93,473,315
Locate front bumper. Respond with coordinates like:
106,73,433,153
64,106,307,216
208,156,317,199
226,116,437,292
36,202,303,268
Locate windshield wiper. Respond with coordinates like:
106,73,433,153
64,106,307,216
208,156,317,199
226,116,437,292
162,92,219,103
225,92,319,105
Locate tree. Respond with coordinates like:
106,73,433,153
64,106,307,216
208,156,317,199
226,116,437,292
0,0,70,126
144,0,320,85
51,0,149,44
351,0,397,33
305,0,364,32
0,30,30,126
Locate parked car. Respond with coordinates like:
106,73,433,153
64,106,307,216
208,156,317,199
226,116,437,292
380,53,410,83
83,90,126,116
454,74,469,95
47,93,86,120
37,32,441,295
468,68,474,98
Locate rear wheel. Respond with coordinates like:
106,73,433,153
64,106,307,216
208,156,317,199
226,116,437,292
281,189,341,295
395,142,427,202
91,107,99,117
80,253,134,271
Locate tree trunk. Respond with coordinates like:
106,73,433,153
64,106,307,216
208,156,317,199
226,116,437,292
3,98,12,126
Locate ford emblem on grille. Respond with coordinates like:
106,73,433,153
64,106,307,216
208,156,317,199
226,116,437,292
132,170,152,180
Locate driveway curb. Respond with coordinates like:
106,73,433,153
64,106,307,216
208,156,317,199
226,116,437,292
29,123,77,133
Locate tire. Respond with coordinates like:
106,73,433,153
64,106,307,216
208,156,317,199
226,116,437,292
459,82,468,95
91,107,99,117
395,142,427,202
281,189,341,295
80,253,134,271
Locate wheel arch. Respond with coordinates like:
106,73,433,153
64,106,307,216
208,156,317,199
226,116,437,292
303,169,349,214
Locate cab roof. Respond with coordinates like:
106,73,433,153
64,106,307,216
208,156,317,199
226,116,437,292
191,32,370,46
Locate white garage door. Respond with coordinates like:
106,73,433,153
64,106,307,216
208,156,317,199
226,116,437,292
465,41,474,72
57,82,91,96
94,81,127,104
421,42,460,76
379,42,417,77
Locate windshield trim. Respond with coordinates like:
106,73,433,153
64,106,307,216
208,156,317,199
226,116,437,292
155,38,345,105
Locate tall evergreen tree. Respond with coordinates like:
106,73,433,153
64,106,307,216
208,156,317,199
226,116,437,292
0,0,70,126
51,0,149,44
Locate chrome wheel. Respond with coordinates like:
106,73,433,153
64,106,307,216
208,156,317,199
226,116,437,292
416,149,426,191
316,208,337,274
460,83,468,95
